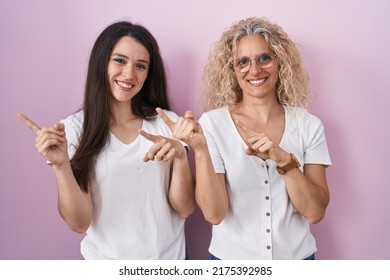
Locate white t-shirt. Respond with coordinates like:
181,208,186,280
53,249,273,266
199,106,332,260
61,110,186,260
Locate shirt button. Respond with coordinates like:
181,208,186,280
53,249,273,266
266,229,271,233
265,196,270,200
267,246,271,250
266,212,271,216
264,180,269,184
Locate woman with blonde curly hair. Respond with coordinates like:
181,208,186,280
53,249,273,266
158,16,331,259
201,17,309,110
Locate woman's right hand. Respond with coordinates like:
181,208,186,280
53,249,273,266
18,113,69,167
156,108,207,152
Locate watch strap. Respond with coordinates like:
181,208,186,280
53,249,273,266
276,153,301,175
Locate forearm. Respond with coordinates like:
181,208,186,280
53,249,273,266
53,162,93,233
283,167,330,224
169,155,195,218
194,147,228,225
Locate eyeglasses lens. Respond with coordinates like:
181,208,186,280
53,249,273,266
234,53,275,73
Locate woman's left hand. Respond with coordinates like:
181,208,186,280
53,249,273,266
139,129,187,162
235,120,289,165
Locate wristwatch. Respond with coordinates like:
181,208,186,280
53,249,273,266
276,153,301,175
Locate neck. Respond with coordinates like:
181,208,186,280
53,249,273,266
235,97,283,124
110,102,138,126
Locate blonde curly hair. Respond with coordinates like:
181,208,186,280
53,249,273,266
200,17,309,111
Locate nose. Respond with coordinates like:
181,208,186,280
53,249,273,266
122,64,134,79
248,60,263,74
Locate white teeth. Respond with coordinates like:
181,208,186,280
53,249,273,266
249,78,266,85
117,81,133,89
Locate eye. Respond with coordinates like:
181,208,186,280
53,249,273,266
136,63,148,71
256,53,273,63
235,56,250,67
114,58,126,65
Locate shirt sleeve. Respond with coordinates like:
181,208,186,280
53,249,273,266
303,113,332,166
199,113,225,173
60,112,83,160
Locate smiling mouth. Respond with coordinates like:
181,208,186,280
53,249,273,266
116,80,134,90
248,78,267,86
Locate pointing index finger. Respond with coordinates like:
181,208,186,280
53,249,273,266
156,108,175,131
17,113,41,135
138,129,158,142
235,119,255,136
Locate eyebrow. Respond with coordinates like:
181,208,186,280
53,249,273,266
112,53,149,64
237,52,273,57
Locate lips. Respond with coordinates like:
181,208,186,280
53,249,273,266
248,78,267,86
116,80,134,90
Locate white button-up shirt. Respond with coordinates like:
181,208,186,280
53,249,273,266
199,106,331,259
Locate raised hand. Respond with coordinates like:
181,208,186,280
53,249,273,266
156,108,206,151
235,119,284,163
139,129,187,162
18,113,68,166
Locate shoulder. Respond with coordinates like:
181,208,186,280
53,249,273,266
60,110,84,142
286,107,328,148
61,110,84,127
199,107,229,124
199,107,233,139
287,106,323,129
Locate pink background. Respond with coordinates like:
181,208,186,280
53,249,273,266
1,0,389,260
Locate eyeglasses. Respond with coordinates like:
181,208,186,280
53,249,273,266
232,53,276,73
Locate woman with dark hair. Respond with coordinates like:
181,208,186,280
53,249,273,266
18,21,195,259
